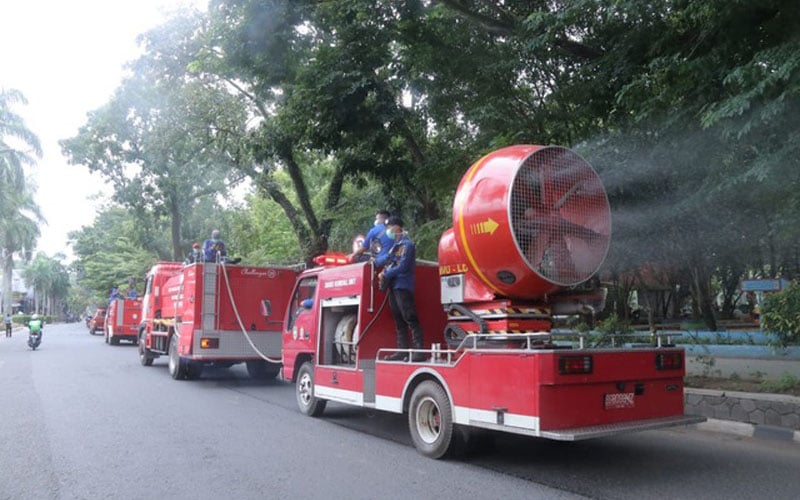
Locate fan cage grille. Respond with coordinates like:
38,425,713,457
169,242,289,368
509,147,610,286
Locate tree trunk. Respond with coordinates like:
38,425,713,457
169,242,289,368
1,251,13,316
691,265,718,331
169,194,182,261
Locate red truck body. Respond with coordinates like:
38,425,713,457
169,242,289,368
281,145,704,458
104,298,143,345
138,261,297,380
281,260,698,458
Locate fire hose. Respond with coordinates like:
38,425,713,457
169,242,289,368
219,259,283,365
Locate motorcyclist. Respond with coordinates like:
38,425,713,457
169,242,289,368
28,313,43,343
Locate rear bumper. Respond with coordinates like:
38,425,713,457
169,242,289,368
539,414,707,441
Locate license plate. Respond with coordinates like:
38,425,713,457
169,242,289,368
604,392,635,409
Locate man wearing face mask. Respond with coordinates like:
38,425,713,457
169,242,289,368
379,216,426,362
349,209,393,264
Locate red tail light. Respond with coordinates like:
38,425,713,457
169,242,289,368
655,352,682,370
558,355,593,375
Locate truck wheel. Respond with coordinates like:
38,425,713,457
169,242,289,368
296,362,326,417
110,335,119,346
104,327,109,343
246,360,280,380
186,361,203,380
408,381,460,459
168,335,187,380
138,331,154,366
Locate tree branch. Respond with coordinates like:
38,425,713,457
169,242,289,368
437,0,514,36
280,149,319,233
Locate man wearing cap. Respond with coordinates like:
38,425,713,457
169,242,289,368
379,216,426,362
185,242,204,264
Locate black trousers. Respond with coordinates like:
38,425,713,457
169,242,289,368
388,288,424,349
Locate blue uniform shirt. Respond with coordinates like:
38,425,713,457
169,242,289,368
381,234,416,292
364,223,395,266
204,238,227,262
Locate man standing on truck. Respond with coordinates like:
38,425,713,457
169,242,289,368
349,209,394,264
379,216,426,362
185,242,204,264
203,230,227,262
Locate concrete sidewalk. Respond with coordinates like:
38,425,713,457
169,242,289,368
684,354,800,443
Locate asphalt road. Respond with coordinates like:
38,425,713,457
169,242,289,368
1,322,799,500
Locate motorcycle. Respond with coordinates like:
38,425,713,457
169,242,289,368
28,329,41,350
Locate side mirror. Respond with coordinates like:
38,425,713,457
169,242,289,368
260,300,272,317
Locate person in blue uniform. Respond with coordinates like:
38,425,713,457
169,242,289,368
379,216,425,362
203,230,227,262
350,209,394,264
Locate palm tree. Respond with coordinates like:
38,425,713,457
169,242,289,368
1,188,43,315
0,88,41,188
0,88,42,315
24,252,70,316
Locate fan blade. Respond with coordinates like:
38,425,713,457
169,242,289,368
526,232,551,269
557,218,605,242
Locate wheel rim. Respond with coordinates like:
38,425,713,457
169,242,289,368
298,372,313,407
415,396,441,444
138,335,145,359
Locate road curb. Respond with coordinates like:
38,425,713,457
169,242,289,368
696,418,800,443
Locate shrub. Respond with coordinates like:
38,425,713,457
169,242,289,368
760,373,800,393
12,314,55,326
761,281,800,347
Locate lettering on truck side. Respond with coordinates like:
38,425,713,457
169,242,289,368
323,278,357,289
439,263,468,275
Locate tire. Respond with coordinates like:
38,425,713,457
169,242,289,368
408,381,461,459
110,336,119,346
138,330,154,366
168,335,187,380
186,361,204,380
246,360,280,380
104,327,109,344
296,362,326,417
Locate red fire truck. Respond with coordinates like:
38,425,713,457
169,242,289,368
138,261,297,380
104,297,143,345
280,145,704,458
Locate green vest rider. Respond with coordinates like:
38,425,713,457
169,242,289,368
29,315,43,334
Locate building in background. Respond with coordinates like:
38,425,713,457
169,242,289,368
0,269,34,313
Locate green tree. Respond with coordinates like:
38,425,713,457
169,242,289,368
61,32,249,260
0,89,41,188
0,89,42,316
24,252,70,316
68,207,158,302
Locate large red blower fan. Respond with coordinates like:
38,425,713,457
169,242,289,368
439,144,611,304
